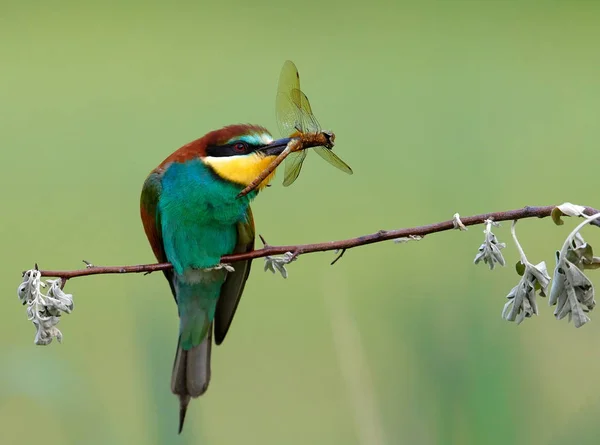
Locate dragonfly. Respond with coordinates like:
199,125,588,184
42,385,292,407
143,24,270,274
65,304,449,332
275,60,353,186
238,60,352,197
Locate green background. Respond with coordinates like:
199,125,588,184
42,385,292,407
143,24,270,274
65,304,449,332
2,1,600,444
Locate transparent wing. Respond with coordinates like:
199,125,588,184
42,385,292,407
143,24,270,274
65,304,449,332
292,88,320,134
275,60,321,136
276,61,302,136
313,147,353,175
282,150,307,186
278,60,300,94
276,92,302,136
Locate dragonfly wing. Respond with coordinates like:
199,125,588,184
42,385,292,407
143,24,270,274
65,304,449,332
278,60,300,94
276,61,303,136
276,92,302,136
314,146,353,175
292,88,320,134
276,61,321,136
282,150,307,186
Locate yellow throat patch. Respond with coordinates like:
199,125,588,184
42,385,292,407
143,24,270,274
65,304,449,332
203,153,277,190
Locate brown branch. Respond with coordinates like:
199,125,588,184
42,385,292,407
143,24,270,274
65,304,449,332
35,205,600,282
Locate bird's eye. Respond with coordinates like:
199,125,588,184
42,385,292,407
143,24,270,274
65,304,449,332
233,142,248,153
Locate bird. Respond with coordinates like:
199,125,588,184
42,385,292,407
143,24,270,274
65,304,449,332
140,124,292,433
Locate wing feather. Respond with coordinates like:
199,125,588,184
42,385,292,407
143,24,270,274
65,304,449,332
140,170,176,299
214,206,255,345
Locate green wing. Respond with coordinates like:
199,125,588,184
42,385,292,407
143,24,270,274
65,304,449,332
213,206,255,345
140,170,176,299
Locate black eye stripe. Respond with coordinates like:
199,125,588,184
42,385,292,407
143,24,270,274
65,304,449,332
205,141,260,158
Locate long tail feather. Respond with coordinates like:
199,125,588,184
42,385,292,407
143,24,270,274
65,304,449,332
171,324,212,434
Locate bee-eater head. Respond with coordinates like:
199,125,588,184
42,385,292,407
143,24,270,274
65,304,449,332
199,124,291,190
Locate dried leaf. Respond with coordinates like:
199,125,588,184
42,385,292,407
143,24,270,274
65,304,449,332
549,239,596,328
452,213,467,231
502,261,550,324
551,203,586,226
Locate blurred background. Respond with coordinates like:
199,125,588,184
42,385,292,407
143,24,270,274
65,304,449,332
2,1,600,444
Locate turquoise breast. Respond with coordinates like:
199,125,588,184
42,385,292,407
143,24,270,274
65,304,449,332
158,159,255,274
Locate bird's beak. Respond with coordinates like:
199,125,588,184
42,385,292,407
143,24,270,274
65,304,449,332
259,137,292,156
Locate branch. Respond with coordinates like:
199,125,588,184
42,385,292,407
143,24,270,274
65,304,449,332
33,205,600,283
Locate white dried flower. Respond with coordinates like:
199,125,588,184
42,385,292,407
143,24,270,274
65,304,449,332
18,270,73,345
474,219,505,269
264,252,296,279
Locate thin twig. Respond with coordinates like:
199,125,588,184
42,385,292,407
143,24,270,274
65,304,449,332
34,205,600,282
331,249,347,265
510,220,528,264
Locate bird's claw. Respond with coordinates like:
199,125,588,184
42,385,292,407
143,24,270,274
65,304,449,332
205,263,235,273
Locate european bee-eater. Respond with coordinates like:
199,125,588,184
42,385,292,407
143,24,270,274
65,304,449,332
140,124,291,433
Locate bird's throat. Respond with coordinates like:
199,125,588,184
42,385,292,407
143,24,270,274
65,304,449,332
203,154,276,190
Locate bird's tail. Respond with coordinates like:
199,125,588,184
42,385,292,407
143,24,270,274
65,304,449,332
171,323,212,434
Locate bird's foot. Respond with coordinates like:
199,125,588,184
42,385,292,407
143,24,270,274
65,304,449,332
204,263,235,273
